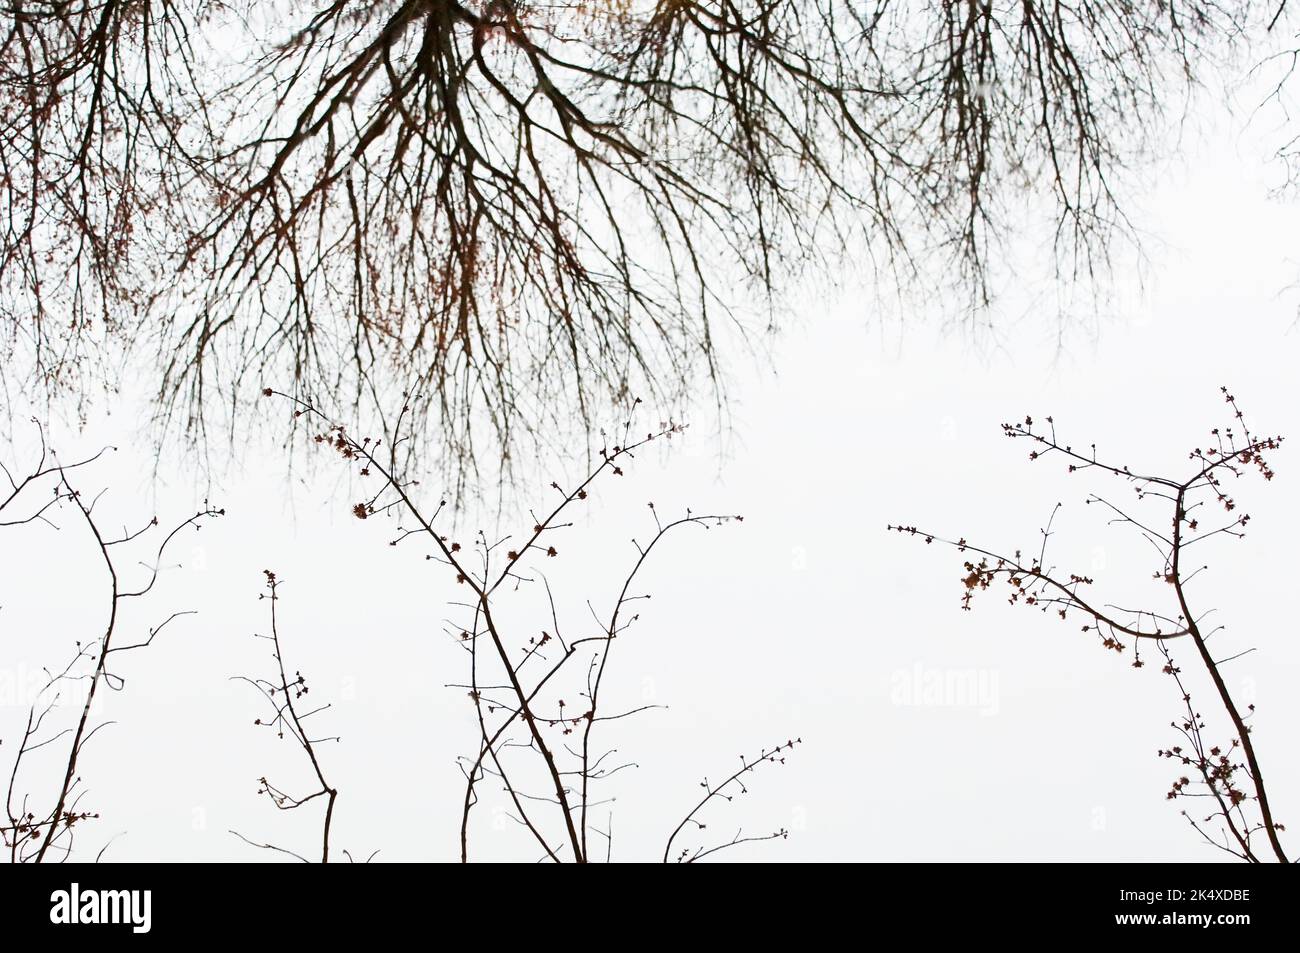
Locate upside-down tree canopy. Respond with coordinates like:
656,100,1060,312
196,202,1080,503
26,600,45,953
0,2,1264,475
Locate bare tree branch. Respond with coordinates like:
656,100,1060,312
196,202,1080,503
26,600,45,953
892,387,1290,862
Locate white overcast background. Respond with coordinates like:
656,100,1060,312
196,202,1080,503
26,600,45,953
3,67,1300,863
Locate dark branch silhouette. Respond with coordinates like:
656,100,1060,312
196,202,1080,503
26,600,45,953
891,388,1290,862
1,1,1252,475
229,569,375,863
267,388,797,861
0,421,222,862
